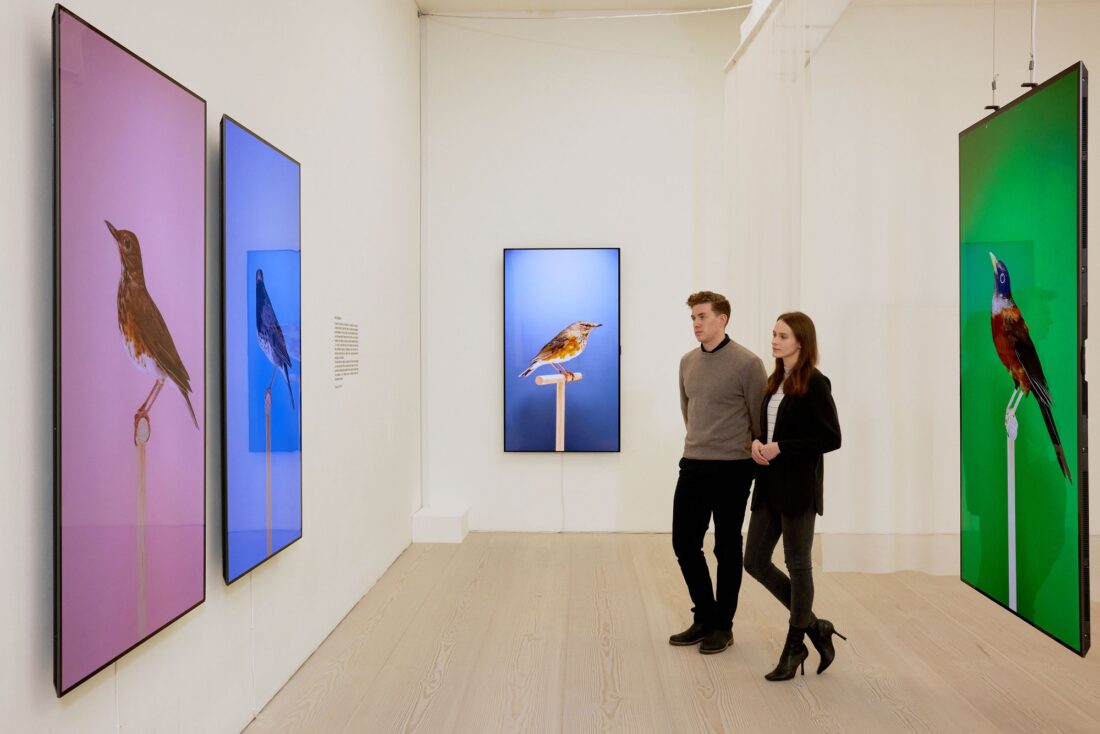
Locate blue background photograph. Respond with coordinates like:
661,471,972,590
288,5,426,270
223,117,302,583
504,248,620,451
247,250,301,452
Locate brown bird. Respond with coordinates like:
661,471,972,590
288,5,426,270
518,321,601,379
107,220,198,443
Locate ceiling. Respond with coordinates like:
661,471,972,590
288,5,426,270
416,1,751,14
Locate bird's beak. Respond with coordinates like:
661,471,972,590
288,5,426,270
105,220,119,241
989,252,998,271
592,323,602,328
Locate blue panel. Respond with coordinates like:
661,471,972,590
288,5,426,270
504,248,620,451
223,118,302,583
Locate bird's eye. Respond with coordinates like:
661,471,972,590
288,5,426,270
999,274,1006,284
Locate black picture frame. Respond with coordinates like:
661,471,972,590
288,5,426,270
54,4,208,696
220,115,304,585
958,61,1089,656
502,247,622,453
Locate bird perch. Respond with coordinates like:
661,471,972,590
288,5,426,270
265,388,273,557
135,414,150,636
535,373,583,452
1007,427,1018,612
1005,391,1023,612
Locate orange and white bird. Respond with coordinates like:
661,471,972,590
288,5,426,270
518,321,601,379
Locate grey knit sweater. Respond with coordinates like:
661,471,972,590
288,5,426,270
679,336,767,460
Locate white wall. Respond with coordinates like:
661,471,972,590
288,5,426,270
420,11,744,531
805,0,1100,535
724,0,1099,577
724,0,816,366
1,0,421,731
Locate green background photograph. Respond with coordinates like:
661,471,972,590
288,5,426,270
959,65,1084,652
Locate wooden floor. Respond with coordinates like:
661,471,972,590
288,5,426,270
246,533,1100,733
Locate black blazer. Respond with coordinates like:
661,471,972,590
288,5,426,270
752,369,841,516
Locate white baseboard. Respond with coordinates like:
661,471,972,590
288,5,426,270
412,505,469,543
822,534,1099,603
821,533,959,575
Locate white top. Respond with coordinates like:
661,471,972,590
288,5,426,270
765,380,785,444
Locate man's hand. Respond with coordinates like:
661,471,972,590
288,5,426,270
751,439,769,465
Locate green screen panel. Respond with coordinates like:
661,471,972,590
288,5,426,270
959,63,1089,655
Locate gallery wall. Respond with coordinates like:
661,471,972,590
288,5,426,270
420,10,745,531
1,0,421,730
422,0,1099,591
724,0,1099,581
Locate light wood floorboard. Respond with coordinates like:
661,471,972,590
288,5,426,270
246,533,1100,734
247,542,460,733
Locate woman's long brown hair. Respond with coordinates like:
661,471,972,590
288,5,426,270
765,312,818,397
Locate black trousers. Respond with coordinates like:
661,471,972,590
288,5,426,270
671,457,754,631
743,500,817,629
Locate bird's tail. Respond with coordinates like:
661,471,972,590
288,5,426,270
519,364,536,378
180,387,199,430
284,365,296,410
1036,397,1072,483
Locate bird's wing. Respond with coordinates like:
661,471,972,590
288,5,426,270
136,293,192,393
260,297,293,368
530,331,569,363
1013,334,1054,407
1003,308,1054,405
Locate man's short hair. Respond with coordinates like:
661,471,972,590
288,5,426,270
686,291,731,321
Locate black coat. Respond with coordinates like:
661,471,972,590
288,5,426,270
752,369,841,516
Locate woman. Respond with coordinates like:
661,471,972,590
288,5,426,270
745,312,844,681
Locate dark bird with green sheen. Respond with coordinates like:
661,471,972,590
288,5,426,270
989,252,1071,481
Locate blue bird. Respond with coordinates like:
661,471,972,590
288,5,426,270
256,269,295,409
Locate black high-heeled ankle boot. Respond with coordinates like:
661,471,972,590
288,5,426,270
806,618,848,674
764,626,809,682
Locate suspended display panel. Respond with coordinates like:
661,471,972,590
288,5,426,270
959,62,1089,655
504,248,620,452
54,5,207,694
221,116,303,584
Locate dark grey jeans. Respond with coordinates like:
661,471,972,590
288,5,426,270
743,502,817,629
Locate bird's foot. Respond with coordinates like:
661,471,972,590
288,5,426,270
134,411,151,446
1005,414,1019,441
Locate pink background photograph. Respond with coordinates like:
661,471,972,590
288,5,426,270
57,9,206,694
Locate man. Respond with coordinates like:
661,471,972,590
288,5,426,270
670,291,767,654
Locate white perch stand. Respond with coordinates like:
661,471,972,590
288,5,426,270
1007,427,1017,611
265,388,273,558
135,415,150,636
535,372,583,452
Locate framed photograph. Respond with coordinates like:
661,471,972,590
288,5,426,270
221,116,303,584
54,5,207,695
959,62,1089,655
503,248,620,452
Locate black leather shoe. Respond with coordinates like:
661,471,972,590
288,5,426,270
764,627,808,681
806,618,847,674
669,622,709,646
699,628,733,655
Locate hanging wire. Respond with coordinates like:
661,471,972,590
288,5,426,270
419,4,752,21
1022,0,1038,88
985,0,1000,111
